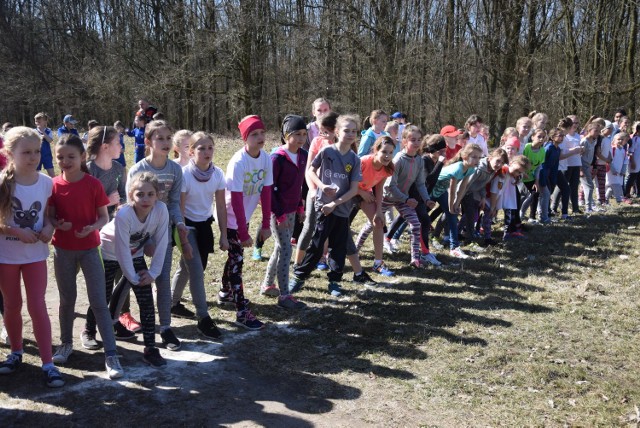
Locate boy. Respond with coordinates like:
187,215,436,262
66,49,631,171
440,125,462,160
57,114,79,138
34,112,55,177
127,115,147,163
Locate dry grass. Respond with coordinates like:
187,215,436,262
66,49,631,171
1,133,640,426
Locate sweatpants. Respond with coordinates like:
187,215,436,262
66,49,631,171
595,164,607,204
624,172,640,198
263,212,296,295
565,166,581,212
580,166,596,210
551,170,570,215
154,234,174,328
520,181,539,219
0,261,53,364
220,228,249,312
53,246,117,356
171,228,212,319
296,191,317,252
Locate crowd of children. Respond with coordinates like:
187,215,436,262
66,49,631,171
0,100,638,388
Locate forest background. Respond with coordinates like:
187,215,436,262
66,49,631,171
0,0,638,139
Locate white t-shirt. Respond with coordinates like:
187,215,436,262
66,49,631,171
606,146,626,186
0,173,52,264
100,202,169,285
598,135,612,166
491,172,517,210
628,136,640,173
181,165,226,222
468,134,489,156
564,133,582,167
224,148,274,230
557,141,568,172
285,149,298,165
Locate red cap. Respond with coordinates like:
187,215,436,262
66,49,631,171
440,125,461,138
238,115,265,141
505,136,520,150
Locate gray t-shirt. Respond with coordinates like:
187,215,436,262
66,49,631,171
312,145,362,218
87,160,126,219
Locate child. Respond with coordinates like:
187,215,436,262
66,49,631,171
354,136,396,273
170,132,227,338
219,115,272,329
0,127,65,387
490,154,531,241
515,117,533,154
127,115,147,164
34,112,55,177
289,115,362,297
607,132,629,204
538,128,564,224
440,125,463,160
113,121,127,167
86,126,126,220
82,120,99,144
172,129,193,167
357,110,389,157
579,123,602,213
624,123,640,199
520,128,547,221
260,115,308,309
384,121,400,155
57,114,79,138
103,172,170,367
127,120,187,349
306,98,332,146
48,134,123,379
466,115,489,156
431,144,483,258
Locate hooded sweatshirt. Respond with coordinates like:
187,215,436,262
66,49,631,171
464,157,496,201
383,151,430,203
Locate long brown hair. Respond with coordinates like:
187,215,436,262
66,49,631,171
86,126,118,160
372,135,395,175
56,134,89,174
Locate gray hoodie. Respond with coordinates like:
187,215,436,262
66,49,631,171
383,151,430,203
464,157,495,201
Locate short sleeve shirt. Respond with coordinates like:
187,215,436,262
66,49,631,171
312,145,362,217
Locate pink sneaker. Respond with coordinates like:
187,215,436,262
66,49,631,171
260,284,280,297
119,312,141,333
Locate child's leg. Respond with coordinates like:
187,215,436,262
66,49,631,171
0,263,25,353
294,211,334,280
359,200,385,261
155,242,174,329
222,229,248,312
326,215,349,282
394,202,421,261
179,230,209,319
460,194,477,237
580,167,595,209
171,256,189,306
596,165,607,204
53,247,78,344
556,172,571,215
414,200,432,251
86,258,119,334
481,202,492,238
613,184,624,202
295,192,317,264
538,185,550,221
22,261,53,364
267,213,295,295
129,257,156,348
79,248,117,356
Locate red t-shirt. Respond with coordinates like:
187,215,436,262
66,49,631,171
445,144,462,161
359,155,392,192
49,173,110,250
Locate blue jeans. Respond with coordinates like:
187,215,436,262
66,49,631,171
433,192,459,249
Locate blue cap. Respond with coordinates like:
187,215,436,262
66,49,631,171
63,114,77,124
391,112,404,119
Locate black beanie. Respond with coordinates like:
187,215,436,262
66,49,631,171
426,137,447,153
281,115,307,144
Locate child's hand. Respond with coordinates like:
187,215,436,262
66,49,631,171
360,191,375,203
108,191,120,205
426,200,436,209
38,224,54,243
54,218,72,231
137,270,153,286
321,202,336,216
181,241,193,260
374,212,385,228
219,236,229,251
15,228,39,244
74,224,96,238
322,184,338,198
405,198,418,208
177,223,189,242
259,227,272,242
241,237,254,248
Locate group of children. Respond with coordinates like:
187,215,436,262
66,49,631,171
0,100,638,388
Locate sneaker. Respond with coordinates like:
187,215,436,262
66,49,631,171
197,316,222,339
171,302,195,319
105,355,124,379
252,247,262,261
527,218,539,224
160,328,181,351
277,294,308,310
288,276,305,294
259,284,280,297
217,291,236,306
409,259,426,269
113,321,136,341
372,261,394,276
44,366,65,388
504,231,527,240
1,326,9,346
0,353,22,374
430,238,444,251
561,214,572,220
316,257,329,270
539,219,551,225
383,239,396,254
421,252,442,266
52,343,73,364
119,312,141,333
623,198,633,205
450,247,470,259
80,330,100,350
328,282,344,297
481,237,499,247
143,347,166,368
235,309,265,330
353,271,377,287
290,237,297,246
389,238,400,252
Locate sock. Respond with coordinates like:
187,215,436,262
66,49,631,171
373,259,382,266
355,271,363,276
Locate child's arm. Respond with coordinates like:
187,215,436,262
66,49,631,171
450,177,466,213
384,164,409,203
215,189,229,251
38,202,55,243
75,205,109,238
489,192,499,218
47,204,72,231
259,185,272,241
357,134,373,157
306,163,337,199
114,213,142,284
321,180,359,216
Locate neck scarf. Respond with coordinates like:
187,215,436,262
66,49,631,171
187,159,214,182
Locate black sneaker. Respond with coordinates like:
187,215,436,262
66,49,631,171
160,328,181,351
0,352,22,374
43,366,65,388
197,316,222,340
113,321,136,341
143,347,166,368
481,237,499,247
80,330,101,350
352,271,377,287
171,303,195,319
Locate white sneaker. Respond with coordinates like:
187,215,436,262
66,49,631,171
421,252,442,266
389,238,400,252
105,355,124,379
383,240,396,254
52,343,73,364
430,238,444,251
450,247,470,259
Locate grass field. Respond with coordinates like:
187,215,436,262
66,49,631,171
1,133,640,426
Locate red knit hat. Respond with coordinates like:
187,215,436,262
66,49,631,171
505,136,520,150
238,115,265,141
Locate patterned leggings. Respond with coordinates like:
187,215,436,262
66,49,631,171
221,228,249,312
263,213,296,295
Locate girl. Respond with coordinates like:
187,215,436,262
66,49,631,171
538,128,564,224
357,110,389,157
289,115,362,297
579,123,602,213
562,116,583,213
172,129,193,167
624,123,640,199
520,128,547,221
260,115,308,309
551,122,583,220
103,172,170,367
515,117,533,154
0,127,65,387
83,126,128,350
306,98,332,147
354,136,396,273
466,115,488,156
127,120,188,350
170,132,228,338
48,134,123,379
431,143,483,258
490,154,531,241
607,132,630,204
219,115,272,330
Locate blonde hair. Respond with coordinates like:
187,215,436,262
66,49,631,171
144,120,173,157
0,127,41,225
128,172,160,202
500,127,518,143
510,155,531,170
336,115,359,152
447,143,482,166
188,131,215,151
172,129,193,158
